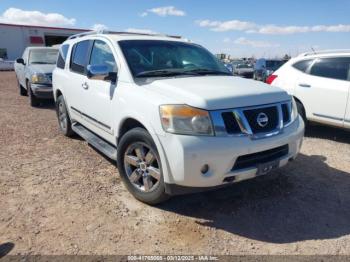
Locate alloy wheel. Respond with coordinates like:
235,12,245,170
124,142,161,192
58,102,68,130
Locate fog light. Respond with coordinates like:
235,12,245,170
201,164,209,174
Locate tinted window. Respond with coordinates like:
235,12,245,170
265,60,284,70
119,40,229,77
310,57,350,81
70,40,90,74
57,45,69,69
292,59,313,72
89,40,117,72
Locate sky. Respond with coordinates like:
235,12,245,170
0,0,349,58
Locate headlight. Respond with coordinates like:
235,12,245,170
291,97,298,122
159,105,214,136
31,73,51,84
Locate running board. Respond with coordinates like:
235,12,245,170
72,123,117,161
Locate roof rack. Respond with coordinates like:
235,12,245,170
67,30,182,40
299,49,350,57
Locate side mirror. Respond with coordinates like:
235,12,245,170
87,65,117,82
16,58,25,65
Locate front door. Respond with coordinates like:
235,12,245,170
80,39,118,141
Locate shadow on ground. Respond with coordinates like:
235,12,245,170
305,123,350,144
158,153,350,244
0,242,14,258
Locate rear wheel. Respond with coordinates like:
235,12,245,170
56,95,74,137
117,128,170,205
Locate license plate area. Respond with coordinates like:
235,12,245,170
257,160,279,176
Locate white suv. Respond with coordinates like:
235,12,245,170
53,31,304,204
268,50,350,129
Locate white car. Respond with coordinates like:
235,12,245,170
14,47,59,106
268,50,350,129
53,31,304,204
0,58,14,71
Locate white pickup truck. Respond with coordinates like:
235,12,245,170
14,47,58,106
53,31,304,204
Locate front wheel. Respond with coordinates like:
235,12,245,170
117,128,169,205
28,83,40,107
18,80,27,96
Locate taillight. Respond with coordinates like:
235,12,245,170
266,74,278,85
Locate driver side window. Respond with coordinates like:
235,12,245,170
89,40,117,72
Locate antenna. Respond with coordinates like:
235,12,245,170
311,47,316,54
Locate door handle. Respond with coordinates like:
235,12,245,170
82,82,89,90
299,83,311,88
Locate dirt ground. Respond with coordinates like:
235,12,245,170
0,71,350,256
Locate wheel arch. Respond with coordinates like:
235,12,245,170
116,116,173,185
118,118,147,144
55,89,63,101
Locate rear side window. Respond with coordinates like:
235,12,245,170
57,44,69,69
310,57,350,81
70,40,91,74
292,59,313,72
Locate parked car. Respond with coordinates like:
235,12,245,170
14,47,59,106
267,50,350,129
231,60,244,71
53,31,304,205
0,58,14,71
254,59,285,82
233,63,254,78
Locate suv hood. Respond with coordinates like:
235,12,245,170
29,64,56,74
147,76,290,110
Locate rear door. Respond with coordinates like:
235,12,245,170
295,57,350,127
66,40,92,123
343,63,350,129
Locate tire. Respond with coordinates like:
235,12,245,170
18,80,27,96
56,95,74,137
117,128,170,205
27,82,40,107
296,100,307,125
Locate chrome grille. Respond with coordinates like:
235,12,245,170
210,101,293,139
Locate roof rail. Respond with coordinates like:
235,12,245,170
67,30,182,40
299,49,350,57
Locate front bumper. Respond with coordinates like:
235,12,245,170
157,116,304,195
31,83,53,99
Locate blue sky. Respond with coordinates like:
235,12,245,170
0,0,349,57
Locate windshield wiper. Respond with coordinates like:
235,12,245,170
136,69,200,78
183,68,232,76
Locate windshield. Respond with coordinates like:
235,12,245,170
29,49,58,65
119,40,230,77
266,60,284,70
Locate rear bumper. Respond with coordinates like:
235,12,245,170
158,116,304,195
31,84,53,99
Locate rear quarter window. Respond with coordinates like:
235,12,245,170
292,59,313,73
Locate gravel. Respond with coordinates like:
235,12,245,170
0,71,350,255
